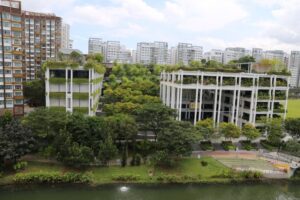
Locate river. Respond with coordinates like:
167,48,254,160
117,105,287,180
0,183,300,200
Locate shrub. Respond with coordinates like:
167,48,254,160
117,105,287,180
13,161,28,171
112,174,140,182
201,160,208,167
211,170,237,179
200,141,214,151
239,171,263,179
156,175,180,183
13,172,91,184
221,141,236,151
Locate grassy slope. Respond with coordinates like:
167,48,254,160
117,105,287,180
0,158,229,185
287,99,300,118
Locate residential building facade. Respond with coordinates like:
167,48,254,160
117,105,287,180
23,11,61,80
0,0,24,115
61,23,71,49
289,51,300,88
160,67,289,128
88,38,104,54
252,48,263,63
223,47,247,64
176,43,203,65
136,41,168,65
204,49,223,63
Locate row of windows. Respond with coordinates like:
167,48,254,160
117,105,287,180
0,77,22,83
2,13,21,22
0,91,23,97
0,100,23,106
0,85,22,90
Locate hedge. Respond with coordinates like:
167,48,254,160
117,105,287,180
49,78,66,84
92,77,103,84
14,172,91,184
49,92,66,99
73,78,89,84
73,107,89,114
73,92,89,100
49,107,66,112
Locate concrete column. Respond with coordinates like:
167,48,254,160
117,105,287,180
231,77,237,123
284,77,290,120
45,68,50,108
213,75,218,127
217,75,223,126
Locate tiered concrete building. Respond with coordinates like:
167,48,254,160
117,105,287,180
160,65,289,128
45,64,104,116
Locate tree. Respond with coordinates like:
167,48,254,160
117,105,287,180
266,118,284,146
154,120,197,166
283,140,300,156
55,130,94,168
22,108,68,149
104,114,138,159
219,122,241,140
196,118,214,140
137,103,175,141
238,56,255,63
23,79,45,107
0,120,35,169
242,123,260,141
285,118,300,138
97,135,118,166
0,111,13,129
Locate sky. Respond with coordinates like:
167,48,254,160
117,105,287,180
21,0,300,54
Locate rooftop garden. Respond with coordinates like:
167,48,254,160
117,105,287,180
163,57,291,76
42,51,106,74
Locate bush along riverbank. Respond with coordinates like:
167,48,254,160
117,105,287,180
1,158,288,186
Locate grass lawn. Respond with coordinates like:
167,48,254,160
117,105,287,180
0,157,230,185
287,99,300,118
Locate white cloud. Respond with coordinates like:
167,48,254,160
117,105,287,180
164,0,248,32
20,0,75,13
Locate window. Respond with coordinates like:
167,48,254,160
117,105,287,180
67,98,71,108
11,15,21,22
15,100,23,105
2,13,11,20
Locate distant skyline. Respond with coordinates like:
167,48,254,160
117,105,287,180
21,0,300,53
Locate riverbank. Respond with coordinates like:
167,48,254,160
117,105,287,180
1,157,298,186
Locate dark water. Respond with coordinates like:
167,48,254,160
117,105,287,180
0,183,300,200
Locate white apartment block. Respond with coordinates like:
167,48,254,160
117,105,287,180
289,51,300,88
136,41,168,65
61,23,71,49
168,47,177,65
105,41,120,63
223,47,247,64
264,50,289,67
160,67,289,128
204,49,223,63
176,43,203,65
153,42,168,65
118,46,132,64
252,48,263,62
136,42,153,65
45,66,103,116
88,38,105,54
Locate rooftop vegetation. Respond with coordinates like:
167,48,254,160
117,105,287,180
43,51,106,74
164,57,291,76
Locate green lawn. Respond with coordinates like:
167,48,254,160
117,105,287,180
287,99,300,118
0,158,229,185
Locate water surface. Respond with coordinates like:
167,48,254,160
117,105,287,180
0,183,299,200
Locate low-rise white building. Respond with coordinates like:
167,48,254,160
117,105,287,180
160,66,289,128
45,64,104,116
